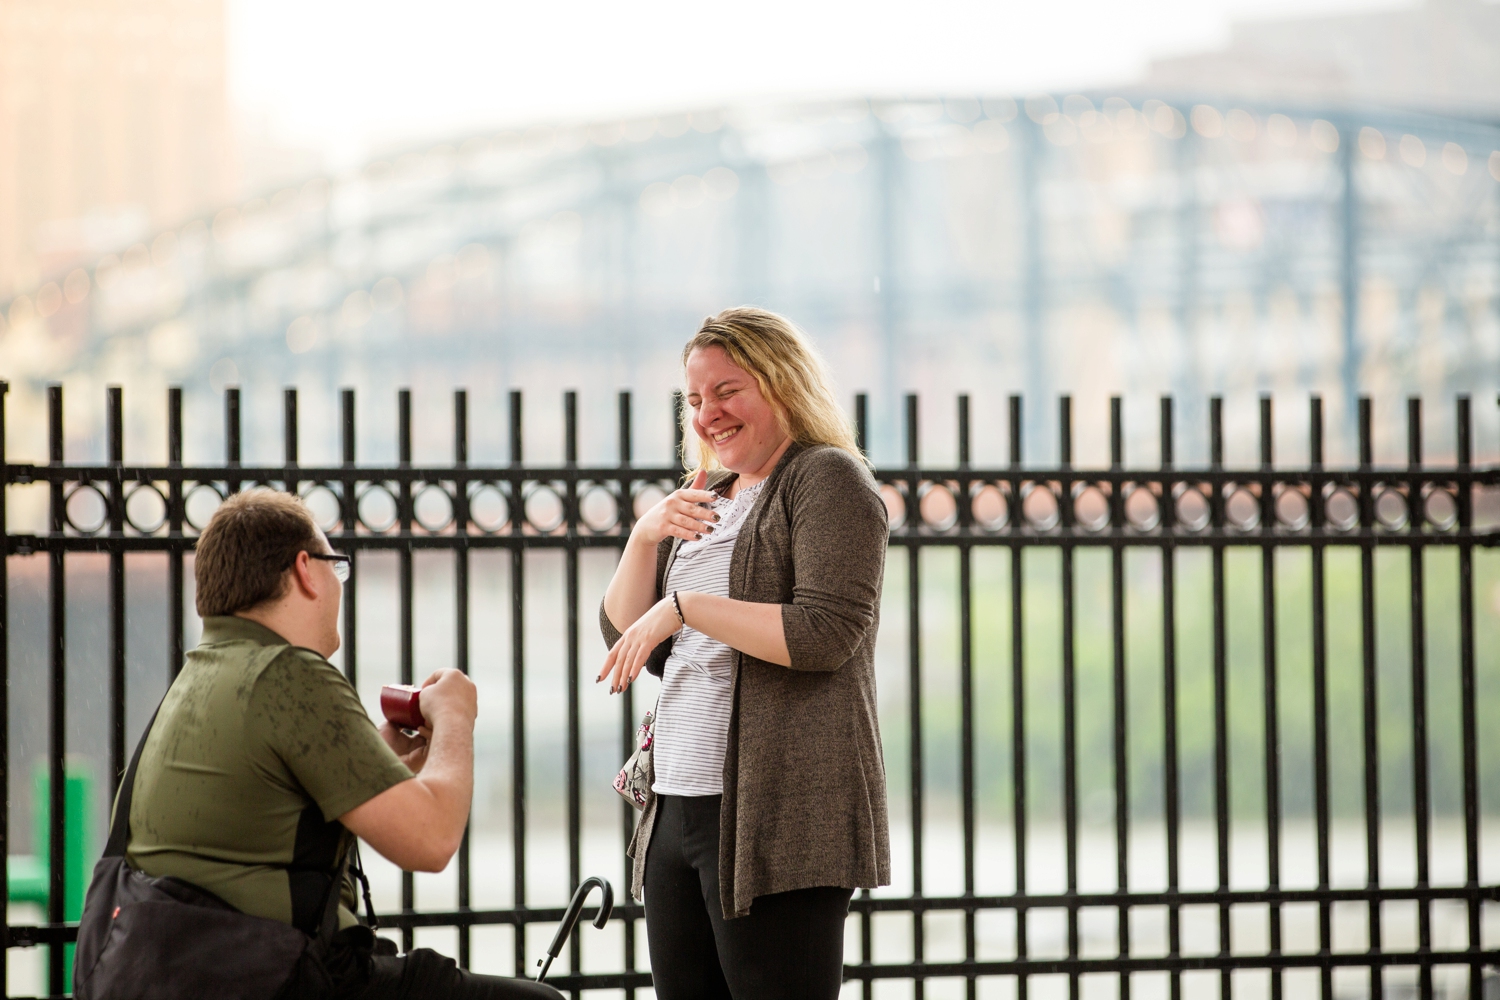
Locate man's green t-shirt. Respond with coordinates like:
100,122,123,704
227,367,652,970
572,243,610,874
125,616,413,931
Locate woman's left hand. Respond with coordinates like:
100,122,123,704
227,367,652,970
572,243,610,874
598,595,682,693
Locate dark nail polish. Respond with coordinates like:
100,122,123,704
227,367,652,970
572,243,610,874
695,533,703,540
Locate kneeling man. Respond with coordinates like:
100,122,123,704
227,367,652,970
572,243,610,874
123,489,558,999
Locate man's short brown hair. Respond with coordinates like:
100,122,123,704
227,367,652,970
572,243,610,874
195,489,323,617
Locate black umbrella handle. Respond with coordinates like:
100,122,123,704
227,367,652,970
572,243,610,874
534,876,614,982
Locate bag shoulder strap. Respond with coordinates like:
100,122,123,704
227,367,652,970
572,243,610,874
315,851,350,944
103,696,167,859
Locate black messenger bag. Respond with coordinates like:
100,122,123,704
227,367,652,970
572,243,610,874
72,706,345,1000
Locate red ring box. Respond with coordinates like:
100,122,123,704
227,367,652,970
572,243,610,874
380,684,425,729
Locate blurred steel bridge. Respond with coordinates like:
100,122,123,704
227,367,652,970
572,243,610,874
2,94,1499,460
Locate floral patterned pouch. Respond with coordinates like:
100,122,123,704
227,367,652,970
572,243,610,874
612,707,655,810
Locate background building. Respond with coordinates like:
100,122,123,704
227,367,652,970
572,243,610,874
0,0,235,297
1143,0,1500,118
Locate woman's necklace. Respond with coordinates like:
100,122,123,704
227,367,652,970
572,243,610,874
726,477,764,508
681,478,762,554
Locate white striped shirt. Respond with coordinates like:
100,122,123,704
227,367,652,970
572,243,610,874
650,479,765,797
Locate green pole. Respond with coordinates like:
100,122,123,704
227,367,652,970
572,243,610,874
33,760,93,993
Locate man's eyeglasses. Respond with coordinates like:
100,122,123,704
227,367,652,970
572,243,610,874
309,552,352,582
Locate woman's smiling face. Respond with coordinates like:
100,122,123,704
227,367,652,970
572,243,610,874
685,345,789,475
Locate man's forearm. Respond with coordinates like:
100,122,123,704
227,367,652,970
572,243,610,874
413,719,473,852
341,668,478,873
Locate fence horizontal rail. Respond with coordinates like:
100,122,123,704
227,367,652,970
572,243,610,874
4,465,1495,482
9,878,1497,941
3,381,1499,1000
846,954,1500,979
5,462,1497,544
9,530,1499,556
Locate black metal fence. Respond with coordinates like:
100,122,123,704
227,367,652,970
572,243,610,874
2,382,1497,999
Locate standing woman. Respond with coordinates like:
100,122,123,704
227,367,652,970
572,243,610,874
598,307,890,1000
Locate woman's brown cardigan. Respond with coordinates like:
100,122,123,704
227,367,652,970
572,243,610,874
600,441,892,918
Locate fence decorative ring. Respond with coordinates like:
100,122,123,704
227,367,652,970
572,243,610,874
879,484,907,530
1174,483,1211,532
1324,484,1359,531
466,483,510,534
413,483,455,533
1274,485,1310,531
123,482,169,535
630,482,669,522
63,482,110,535
1424,484,1458,531
970,482,1008,531
1021,481,1060,531
918,482,959,532
523,483,566,533
357,483,400,533
1224,484,1260,531
300,483,343,534
1124,483,1160,531
1373,484,1409,530
579,484,620,534
183,482,226,533
1072,483,1110,532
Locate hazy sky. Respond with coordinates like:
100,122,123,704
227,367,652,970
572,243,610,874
228,0,1408,166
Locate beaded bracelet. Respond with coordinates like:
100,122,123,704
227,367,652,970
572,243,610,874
671,590,687,628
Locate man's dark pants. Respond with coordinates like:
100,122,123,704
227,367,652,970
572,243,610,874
308,933,563,1000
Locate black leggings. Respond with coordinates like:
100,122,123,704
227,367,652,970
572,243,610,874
643,794,853,1000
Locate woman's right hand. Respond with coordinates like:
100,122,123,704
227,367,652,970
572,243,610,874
629,468,719,547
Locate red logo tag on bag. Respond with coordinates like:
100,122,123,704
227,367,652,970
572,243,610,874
111,906,120,919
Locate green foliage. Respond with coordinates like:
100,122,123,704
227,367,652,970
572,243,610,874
875,544,1500,823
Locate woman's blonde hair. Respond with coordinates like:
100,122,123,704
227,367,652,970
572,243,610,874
680,306,864,475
